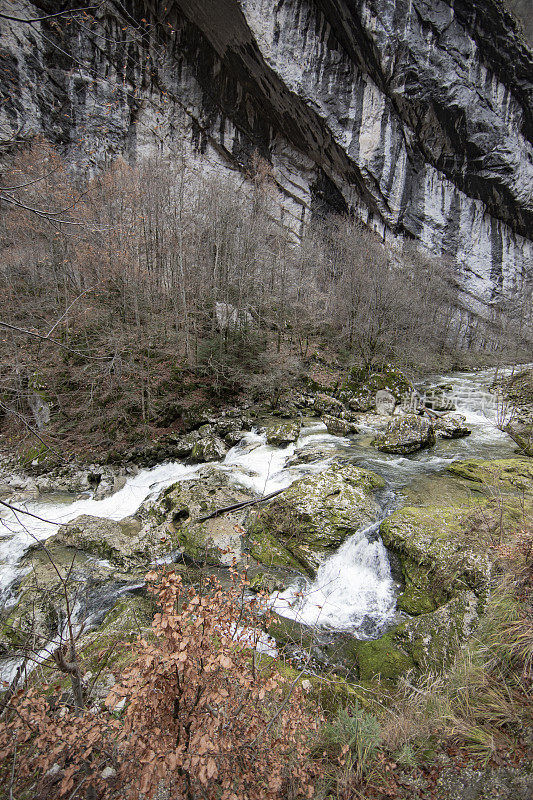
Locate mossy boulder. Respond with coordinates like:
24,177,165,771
52,514,168,569
446,458,533,493
189,435,227,463
374,414,436,454
380,505,491,595
156,468,255,566
341,367,413,405
314,392,345,417
265,420,300,446
342,590,479,681
248,464,385,577
322,414,358,436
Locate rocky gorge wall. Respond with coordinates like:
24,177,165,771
1,0,532,317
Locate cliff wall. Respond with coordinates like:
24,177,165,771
1,0,532,314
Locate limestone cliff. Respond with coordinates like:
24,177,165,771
1,0,532,313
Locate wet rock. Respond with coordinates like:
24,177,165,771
265,420,300,446
189,435,227,463
51,514,170,569
156,467,254,566
0,544,132,654
374,414,436,454
434,413,471,439
375,389,396,416
342,590,479,681
248,464,384,577
322,414,358,436
313,393,344,416
380,505,492,594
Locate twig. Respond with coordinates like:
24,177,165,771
0,320,111,360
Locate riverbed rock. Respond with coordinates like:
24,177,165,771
0,544,130,655
380,505,492,596
248,464,385,577
322,414,358,436
313,393,345,416
375,390,396,416
265,420,300,446
434,414,471,439
374,414,436,454
342,590,479,681
189,435,227,463
446,458,533,493
51,514,169,569
156,468,255,566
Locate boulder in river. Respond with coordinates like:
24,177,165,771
374,414,436,454
380,504,492,597
189,435,227,463
265,420,300,447
322,414,358,436
156,467,255,566
248,463,385,577
52,514,170,569
434,413,471,439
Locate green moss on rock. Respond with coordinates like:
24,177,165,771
446,458,533,493
380,505,491,594
248,464,385,576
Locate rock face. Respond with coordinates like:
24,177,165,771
374,414,436,454
248,463,385,576
1,1,531,315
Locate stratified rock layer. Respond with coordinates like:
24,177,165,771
1,1,531,313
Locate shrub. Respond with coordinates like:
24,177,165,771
0,571,321,799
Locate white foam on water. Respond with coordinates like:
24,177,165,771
0,461,202,599
271,521,396,635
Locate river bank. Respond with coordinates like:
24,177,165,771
1,363,532,799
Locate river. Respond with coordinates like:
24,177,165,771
0,366,521,678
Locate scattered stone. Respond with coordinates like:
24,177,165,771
374,414,436,454
101,767,117,780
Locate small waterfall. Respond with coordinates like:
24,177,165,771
271,519,396,637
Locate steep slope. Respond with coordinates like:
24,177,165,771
1,0,532,314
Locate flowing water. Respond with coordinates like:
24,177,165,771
0,366,524,676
